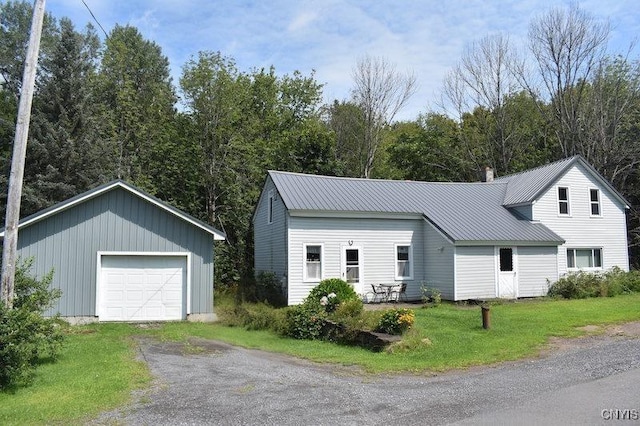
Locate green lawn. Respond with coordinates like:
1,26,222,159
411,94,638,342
2,294,640,425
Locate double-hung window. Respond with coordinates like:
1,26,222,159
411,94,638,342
590,189,601,216
558,187,570,215
567,248,602,270
395,244,413,280
304,244,322,281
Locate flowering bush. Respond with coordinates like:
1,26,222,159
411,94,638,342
319,292,338,312
304,278,358,313
376,308,415,335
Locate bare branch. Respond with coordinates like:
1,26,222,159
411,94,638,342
351,55,417,178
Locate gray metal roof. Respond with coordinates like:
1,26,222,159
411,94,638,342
269,171,564,244
0,180,226,240
496,155,629,208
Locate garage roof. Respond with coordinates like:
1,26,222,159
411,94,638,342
0,180,226,240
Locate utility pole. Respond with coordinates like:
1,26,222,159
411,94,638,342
0,0,46,308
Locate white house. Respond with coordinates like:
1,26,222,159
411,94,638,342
253,156,629,304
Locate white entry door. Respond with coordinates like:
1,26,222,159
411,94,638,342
342,247,362,293
497,247,517,298
99,255,187,321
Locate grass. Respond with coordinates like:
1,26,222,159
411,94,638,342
0,324,150,426
2,294,640,424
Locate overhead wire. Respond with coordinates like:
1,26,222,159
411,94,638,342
81,0,108,38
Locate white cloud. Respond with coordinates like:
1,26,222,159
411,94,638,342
44,0,640,120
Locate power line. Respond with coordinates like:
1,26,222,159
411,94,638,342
81,0,108,38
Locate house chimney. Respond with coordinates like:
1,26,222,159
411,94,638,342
484,166,494,183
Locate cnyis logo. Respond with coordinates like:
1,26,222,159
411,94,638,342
601,409,639,421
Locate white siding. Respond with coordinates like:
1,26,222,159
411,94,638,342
424,221,455,300
287,216,424,305
533,163,629,276
455,246,496,300
253,178,288,287
518,246,558,297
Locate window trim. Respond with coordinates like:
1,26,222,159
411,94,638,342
303,243,323,282
394,244,414,280
589,188,601,217
267,190,274,224
566,248,603,270
557,186,571,216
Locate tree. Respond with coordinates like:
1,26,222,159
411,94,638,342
95,25,177,186
325,100,365,177
387,114,470,182
0,0,57,217
21,18,103,215
522,4,610,157
351,55,417,178
0,0,56,97
180,52,332,286
180,51,250,228
443,34,532,175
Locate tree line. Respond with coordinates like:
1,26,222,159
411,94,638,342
1,1,639,287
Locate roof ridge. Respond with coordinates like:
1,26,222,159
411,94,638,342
269,170,508,186
495,155,580,181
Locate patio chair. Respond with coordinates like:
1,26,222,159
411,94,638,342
365,284,387,303
390,283,407,302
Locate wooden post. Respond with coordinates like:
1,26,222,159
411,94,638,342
0,0,46,308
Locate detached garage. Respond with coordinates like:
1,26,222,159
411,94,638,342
0,180,225,323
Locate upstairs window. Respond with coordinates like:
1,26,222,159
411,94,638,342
558,187,570,215
567,248,602,269
268,190,274,224
395,245,413,279
304,244,322,281
590,189,601,216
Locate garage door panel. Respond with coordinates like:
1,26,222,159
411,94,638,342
99,255,187,321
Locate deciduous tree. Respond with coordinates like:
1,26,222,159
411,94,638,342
351,55,416,178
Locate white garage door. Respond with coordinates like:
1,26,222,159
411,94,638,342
99,255,187,321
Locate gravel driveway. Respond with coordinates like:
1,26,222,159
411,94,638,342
94,323,640,425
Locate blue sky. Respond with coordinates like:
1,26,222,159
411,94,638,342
45,0,639,121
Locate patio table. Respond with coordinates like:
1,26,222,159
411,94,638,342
378,283,400,302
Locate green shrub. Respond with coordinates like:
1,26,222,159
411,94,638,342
605,267,640,294
242,303,288,332
547,271,600,299
216,301,287,334
254,272,286,307
283,304,326,340
331,298,363,321
376,308,415,335
326,298,365,338
548,268,640,299
420,283,442,306
1,260,64,389
304,278,358,313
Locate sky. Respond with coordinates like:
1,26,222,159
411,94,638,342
43,0,640,121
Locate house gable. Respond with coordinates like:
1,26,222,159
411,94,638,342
498,155,629,210
254,176,288,283
531,162,629,273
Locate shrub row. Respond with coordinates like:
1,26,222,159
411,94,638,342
547,267,640,299
218,278,416,350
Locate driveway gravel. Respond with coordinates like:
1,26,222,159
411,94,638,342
93,323,640,425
